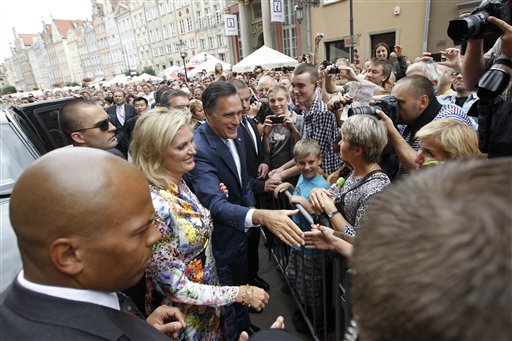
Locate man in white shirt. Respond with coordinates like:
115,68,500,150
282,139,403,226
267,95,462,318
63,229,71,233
0,148,185,340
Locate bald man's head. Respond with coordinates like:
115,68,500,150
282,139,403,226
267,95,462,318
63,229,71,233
10,148,161,290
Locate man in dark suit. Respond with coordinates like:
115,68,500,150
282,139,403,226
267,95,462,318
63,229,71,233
188,81,304,340
231,80,281,293
0,148,185,340
106,90,136,157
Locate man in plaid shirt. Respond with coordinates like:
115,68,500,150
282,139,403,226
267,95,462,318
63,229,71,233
292,63,341,175
267,64,341,181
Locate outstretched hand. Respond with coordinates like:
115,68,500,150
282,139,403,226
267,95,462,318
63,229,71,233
253,209,303,246
488,16,512,58
146,305,186,338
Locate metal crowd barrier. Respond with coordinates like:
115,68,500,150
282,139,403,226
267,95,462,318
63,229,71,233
264,193,353,341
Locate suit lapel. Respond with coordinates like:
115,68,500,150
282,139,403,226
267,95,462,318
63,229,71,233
241,119,258,157
4,281,151,340
203,124,240,185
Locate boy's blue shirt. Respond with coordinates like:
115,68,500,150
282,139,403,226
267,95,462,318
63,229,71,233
292,174,330,231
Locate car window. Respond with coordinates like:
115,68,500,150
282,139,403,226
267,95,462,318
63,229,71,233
0,123,37,195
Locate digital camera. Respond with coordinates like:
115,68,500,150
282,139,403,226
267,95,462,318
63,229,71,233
347,96,400,124
269,116,284,124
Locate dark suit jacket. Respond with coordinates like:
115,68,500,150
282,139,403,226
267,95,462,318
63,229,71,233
118,115,138,155
106,104,136,128
0,280,169,340
106,104,136,156
241,117,269,195
188,123,255,265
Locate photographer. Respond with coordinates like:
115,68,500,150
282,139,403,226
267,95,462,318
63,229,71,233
379,75,475,178
462,9,512,100
462,11,512,156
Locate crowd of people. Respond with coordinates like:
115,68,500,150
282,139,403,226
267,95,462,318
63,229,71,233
2,11,512,341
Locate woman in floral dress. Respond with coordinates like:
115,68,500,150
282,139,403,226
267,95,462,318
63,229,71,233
130,108,268,341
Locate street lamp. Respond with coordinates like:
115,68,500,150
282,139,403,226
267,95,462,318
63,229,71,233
294,0,319,23
294,0,320,57
295,3,304,23
178,40,188,84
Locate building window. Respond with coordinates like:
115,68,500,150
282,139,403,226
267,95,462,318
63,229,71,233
196,10,203,29
252,4,262,19
205,7,211,26
170,23,177,37
283,0,297,58
159,2,167,14
186,17,193,32
208,36,215,49
167,0,174,13
215,5,222,24
217,35,224,48
200,38,206,50
179,20,185,34
325,40,349,61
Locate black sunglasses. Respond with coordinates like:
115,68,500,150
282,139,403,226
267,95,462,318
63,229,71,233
74,118,111,132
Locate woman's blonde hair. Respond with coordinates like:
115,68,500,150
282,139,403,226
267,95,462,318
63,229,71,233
190,99,203,117
415,118,480,159
130,107,192,189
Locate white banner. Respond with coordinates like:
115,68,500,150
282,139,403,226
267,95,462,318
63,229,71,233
224,14,238,36
271,0,285,23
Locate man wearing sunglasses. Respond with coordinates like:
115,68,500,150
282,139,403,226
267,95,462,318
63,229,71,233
58,99,125,158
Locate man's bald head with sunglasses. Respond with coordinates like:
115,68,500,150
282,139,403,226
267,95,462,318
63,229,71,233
59,99,122,156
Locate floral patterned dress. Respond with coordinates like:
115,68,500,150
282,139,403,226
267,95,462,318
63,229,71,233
146,180,239,341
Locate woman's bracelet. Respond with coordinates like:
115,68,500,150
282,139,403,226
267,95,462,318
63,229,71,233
241,284,253,307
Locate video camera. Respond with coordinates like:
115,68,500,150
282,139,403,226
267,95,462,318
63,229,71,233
447,0,511,45
347,96,400,124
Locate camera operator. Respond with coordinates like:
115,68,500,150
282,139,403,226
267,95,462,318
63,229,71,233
379,75,476,178
462,10,512,156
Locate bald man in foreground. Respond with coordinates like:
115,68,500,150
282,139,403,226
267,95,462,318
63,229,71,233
0,148,185,340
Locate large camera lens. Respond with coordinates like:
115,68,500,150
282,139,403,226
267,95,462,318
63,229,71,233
347,106,379,117
447,11,490,45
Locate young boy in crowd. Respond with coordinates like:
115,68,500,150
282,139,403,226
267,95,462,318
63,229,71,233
274,138,330,332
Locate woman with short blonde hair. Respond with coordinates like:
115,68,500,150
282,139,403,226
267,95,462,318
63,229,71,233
415,118,480,168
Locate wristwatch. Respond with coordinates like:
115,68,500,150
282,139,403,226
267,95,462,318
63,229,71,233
326,209,339,218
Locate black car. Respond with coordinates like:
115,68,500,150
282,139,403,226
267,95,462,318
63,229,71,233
1,98,73,291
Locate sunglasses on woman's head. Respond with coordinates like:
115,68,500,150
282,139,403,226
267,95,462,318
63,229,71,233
74,117,111,132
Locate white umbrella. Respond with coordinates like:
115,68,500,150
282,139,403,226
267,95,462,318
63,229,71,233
159,66,180,78
232,45,298,73
188,58,232,77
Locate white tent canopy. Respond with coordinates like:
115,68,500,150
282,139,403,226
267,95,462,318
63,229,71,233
188,58,232,77
232,45,299,73
103,74,129,86
189,52,217,64
130,73,163,83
